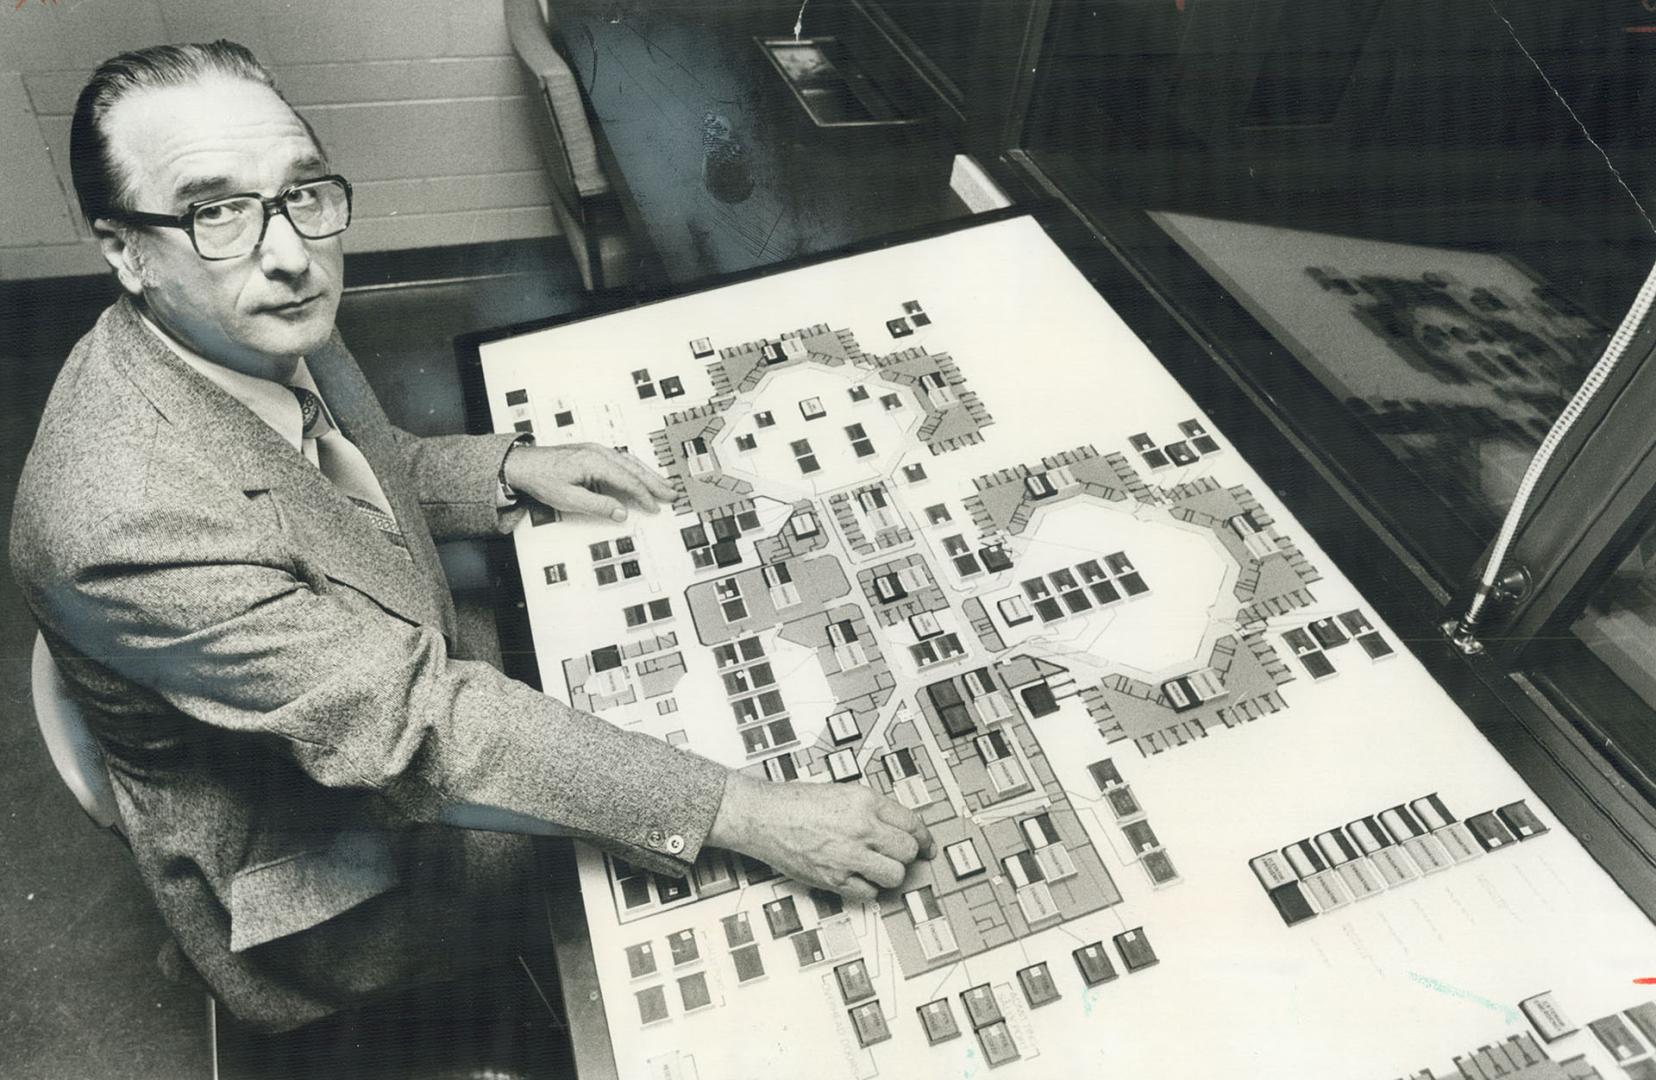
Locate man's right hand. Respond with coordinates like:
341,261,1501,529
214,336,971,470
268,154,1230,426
502,441,676,523
708,773,935,903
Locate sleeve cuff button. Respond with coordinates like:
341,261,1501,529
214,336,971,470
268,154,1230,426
666,834,686,855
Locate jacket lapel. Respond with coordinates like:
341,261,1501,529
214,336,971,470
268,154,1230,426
305,328,459,639
102,298,456,640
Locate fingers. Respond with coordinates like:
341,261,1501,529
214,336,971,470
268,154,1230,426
576,449,660,513
851,849,907,891
733,783,928,906
573,446,677,515
516,445,667,522
610,451,678,502
543,483,627,523
869,823,920,864
839,875,878,904
873,798,935,860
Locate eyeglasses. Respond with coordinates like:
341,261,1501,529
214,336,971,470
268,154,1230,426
111,175,353,261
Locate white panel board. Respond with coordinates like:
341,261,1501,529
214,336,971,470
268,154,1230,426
477,215,1656,1080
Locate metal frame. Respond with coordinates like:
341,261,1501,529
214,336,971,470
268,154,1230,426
110,175,353,261
1524,643,1656,808
835,0,1053,152
986,0,1053,157
754,35,932,129
842,0,979,125
1473,310,1656,805
1482,311,1656,654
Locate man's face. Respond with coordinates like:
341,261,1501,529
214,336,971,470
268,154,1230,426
102,77,344,382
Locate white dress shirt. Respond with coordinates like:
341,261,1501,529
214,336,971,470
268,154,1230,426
137,310,525,531
136,310,399,516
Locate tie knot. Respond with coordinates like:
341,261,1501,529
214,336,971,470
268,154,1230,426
290,386,332,440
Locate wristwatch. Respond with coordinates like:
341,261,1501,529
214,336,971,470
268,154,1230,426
497,432,534,505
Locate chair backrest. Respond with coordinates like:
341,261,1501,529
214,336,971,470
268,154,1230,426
31,632,121,831
31,629,523,841
502,0,610,204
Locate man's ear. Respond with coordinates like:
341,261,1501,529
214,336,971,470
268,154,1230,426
93,218,146,297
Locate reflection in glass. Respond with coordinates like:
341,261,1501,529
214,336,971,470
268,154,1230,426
1019,1,1653,560
1150,213,1607,537
1574,531,1656,712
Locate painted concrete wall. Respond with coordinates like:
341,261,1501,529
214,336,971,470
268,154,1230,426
0,0,560,280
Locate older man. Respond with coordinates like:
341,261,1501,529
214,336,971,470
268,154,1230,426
12,41,931,1034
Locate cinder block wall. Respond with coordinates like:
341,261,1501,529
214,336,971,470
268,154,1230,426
0,0,559,280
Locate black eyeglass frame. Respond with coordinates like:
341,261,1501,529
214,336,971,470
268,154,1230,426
108,174,354,261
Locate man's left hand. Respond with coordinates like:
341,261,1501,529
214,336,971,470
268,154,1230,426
503,442,676,522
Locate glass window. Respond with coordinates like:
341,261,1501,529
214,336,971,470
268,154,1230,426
1558,520,1656,785
1019,2,1646,579
1574,534,1656,709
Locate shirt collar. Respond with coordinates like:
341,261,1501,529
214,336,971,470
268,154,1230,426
136,310,319,453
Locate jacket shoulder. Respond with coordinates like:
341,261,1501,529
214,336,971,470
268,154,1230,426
11,307,201,580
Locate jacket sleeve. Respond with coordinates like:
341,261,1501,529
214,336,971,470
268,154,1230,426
45,498,728,877
391,427,527,542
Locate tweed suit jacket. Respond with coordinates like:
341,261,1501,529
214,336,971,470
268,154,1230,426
11,296,728,1030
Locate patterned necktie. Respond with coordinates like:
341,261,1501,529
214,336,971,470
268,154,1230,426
289,386,409,556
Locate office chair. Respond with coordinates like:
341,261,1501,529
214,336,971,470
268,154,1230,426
35,615,551,843
31,631,121,833
31,631,562,1078
30,632,235,1075
503,0,638,290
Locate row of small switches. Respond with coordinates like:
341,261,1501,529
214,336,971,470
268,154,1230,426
1252,794,1548,927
